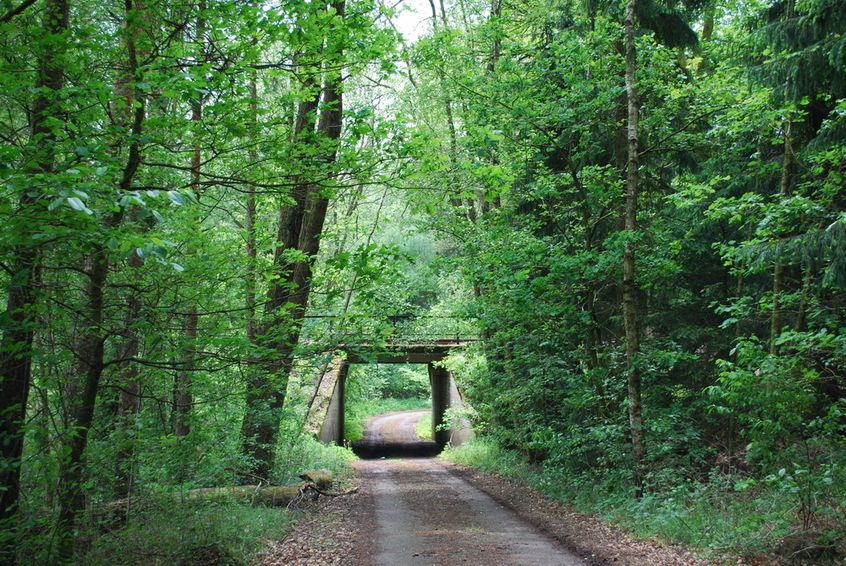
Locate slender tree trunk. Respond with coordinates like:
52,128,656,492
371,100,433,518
174,3,206,439
56,241,113,563
0,1,68,562
701,1,715,41
174,308,196,438
241,0,345,478
246,64,259,344
110,0,148,498
771,113,794,355
769,0,797,353
623,0,645,497
572,167,607,414
54,0,145,554
240,71,319,479
426,0,465,213
476,0,502,215
794,266,813,333
114,250,143,500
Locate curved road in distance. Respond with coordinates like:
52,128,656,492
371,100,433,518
353,409,440,458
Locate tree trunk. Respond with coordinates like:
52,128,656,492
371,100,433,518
241,0,345,479
240,74,320,480
246,62,259,344
56,241,112,562
770,112,794,354
114,252,143,500
174,308,196,438
623,0,645,497
174,3,206,439
0,1,68,562
54,0,145,554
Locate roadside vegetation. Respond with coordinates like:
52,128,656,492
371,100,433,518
444,438,845,564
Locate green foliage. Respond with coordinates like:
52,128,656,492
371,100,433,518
443,440,845,562
346,364,431,401
415,412,433,440
82,499,295,566
274,435,358,484
4,0,846,561
441,438,534,481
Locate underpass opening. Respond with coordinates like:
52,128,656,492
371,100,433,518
345,363,439,459
315,341,475,458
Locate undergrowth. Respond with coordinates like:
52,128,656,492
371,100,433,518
83,498,294,566
18,436,355,566
416,412,433,440
271,435,358,484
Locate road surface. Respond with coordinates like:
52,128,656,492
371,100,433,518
355,410,584,566
353,409,440,458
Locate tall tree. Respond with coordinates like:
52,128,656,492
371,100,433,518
241,0,346,479
622,0,645,495
0,1,68,562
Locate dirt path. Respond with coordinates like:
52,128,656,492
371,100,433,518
353,409,439,458
362,457,583,565
363,409,430,444
258,410,720,566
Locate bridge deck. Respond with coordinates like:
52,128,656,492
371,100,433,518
338,340,474,364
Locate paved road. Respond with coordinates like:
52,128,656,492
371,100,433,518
356,410,584,566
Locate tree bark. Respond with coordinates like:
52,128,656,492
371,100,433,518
54,0,145,555
174,2,206,440
241,0,345,479
0,1,68,562
114,250,143,500
623,0,645,497
56,242,112,562
770,112,795,355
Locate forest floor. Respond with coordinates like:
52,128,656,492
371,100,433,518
255,410,741,566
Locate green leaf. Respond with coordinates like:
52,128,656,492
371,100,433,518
67,197,92,214
167,191,186,206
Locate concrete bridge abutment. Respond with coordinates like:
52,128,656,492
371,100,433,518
315,343,474,449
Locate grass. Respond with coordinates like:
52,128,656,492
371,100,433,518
441,437,533,481
18,436,357,566
83,498,295,566
273,434,358,484
416,412,432,440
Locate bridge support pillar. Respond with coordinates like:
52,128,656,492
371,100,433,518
317,362,348,445
429,363,451,448
429,364,474,448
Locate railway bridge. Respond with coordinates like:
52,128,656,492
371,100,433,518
311,340,475,451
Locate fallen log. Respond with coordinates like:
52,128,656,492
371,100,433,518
91,469,355,525
298,469,334,490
